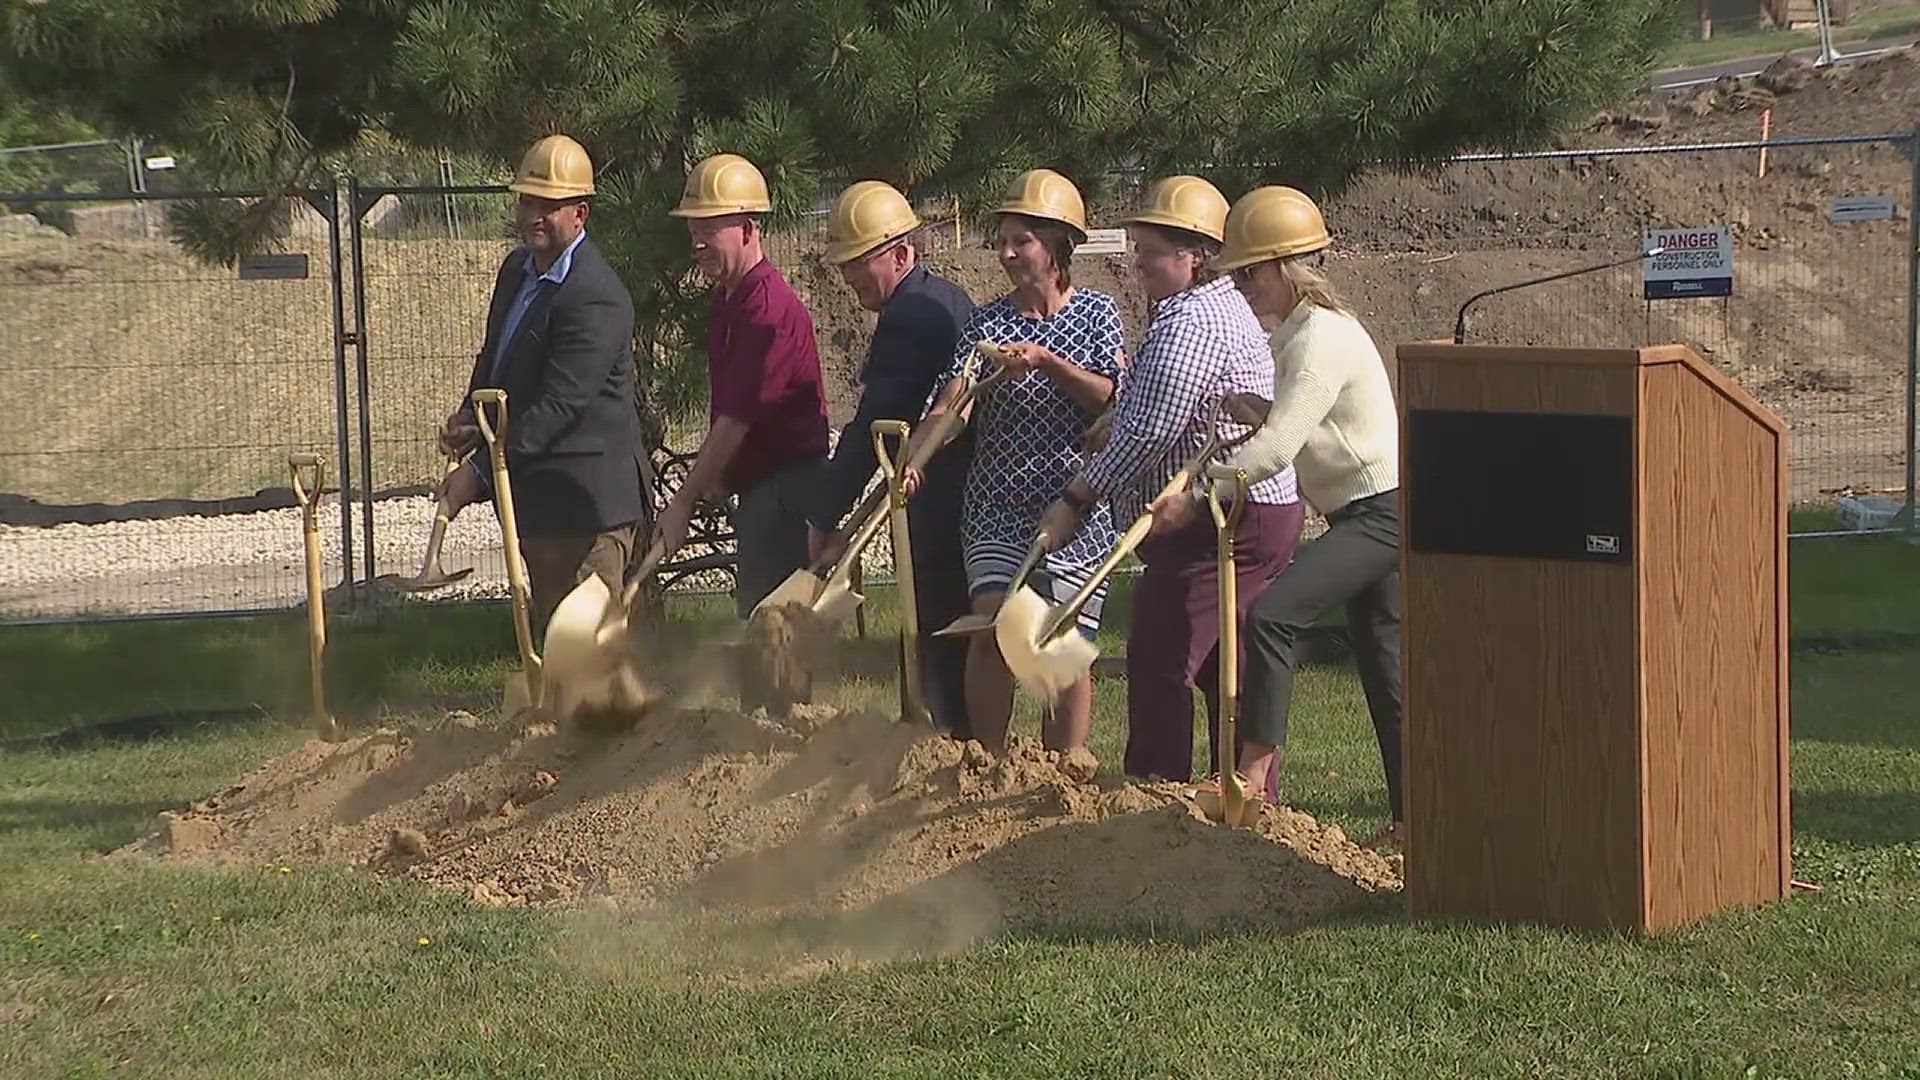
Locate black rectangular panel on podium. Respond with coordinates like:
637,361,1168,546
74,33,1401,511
1405,408,1634,564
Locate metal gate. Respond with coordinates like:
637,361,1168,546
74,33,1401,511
0,186,355,624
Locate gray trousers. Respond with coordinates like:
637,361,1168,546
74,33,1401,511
1242,489,1405,821
728,461,819,619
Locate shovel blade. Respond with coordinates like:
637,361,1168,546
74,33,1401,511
540,572,672,726
810,584,865,626
1192,787,1260,830
752,569,826,619
383,565,474,592
542,574,628,716
994,586,1099,700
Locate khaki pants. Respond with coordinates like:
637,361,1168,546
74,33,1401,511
521,525,638,649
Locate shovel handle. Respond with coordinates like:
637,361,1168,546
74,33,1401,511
873,418,929,724
822,479,895,591
819,384,989,580
1003,531,1051,599
471,388,508,447
1031,429,1225,646
813,484,889,575
1208,468,1252,825
618,538,669,611
1206,467,1250,532
871,419,911,474
288,453,325,512
471,388,539,704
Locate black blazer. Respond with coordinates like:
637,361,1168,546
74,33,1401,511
462,234,650,537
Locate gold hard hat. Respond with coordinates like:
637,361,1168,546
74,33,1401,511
669,152,772,218
1215,185,1331,272
508,134,595,200
1119,175,1230,243
825,180,922,264
994,168,1088,242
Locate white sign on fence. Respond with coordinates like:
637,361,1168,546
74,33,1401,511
1642,226,1732,300
1077,227,1129,256
1829,195,1895,223
143,155,176,171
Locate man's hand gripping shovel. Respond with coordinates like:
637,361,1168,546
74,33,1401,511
381,450,477,592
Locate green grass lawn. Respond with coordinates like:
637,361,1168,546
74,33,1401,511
1660,0,1920,70
1,535,1917,1077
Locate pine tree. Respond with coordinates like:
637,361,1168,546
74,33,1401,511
1,0,1681,426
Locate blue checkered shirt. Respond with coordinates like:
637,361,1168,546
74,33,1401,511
1080,276,1299,524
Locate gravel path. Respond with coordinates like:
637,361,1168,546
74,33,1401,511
0,493,904,622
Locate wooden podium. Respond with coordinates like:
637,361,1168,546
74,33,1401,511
1395,343,1791,934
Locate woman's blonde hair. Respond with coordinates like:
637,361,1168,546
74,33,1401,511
1277,250,1352,317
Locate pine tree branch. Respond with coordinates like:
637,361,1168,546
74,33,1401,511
1092,0,1187,66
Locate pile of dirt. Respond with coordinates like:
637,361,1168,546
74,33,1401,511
116,704,1400,975
1615,50,1920,144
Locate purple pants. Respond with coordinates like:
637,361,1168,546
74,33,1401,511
1124,500,1305,801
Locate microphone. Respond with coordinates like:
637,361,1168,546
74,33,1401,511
1452,247,1667,345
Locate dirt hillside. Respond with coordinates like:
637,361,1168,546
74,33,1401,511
5,51,1916,509
117,703,1400,982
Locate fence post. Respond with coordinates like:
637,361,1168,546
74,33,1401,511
1905,127,1919,530
325,176,358,608
348,174,378,590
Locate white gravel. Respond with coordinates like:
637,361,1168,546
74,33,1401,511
1,474,1319,622
0,492,904,621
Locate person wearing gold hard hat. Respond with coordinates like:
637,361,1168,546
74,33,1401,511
1165,184,1405,850
1034,175,1305,803
808,180,979,737
652,152,830,684
435,133,649,641
910,168,1124,755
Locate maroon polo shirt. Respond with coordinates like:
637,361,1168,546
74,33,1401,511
706,257,829,494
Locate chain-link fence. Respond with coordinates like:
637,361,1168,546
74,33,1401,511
0,189,352,623
1331,133,1915,512
2,132,1915,624
345,182,517,600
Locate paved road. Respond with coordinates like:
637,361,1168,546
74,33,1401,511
1652,33,1919,92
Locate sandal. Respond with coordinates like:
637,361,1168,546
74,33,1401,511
1185,773,1276,804
1184,773,1269,828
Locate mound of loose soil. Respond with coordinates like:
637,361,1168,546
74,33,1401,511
116,704,1400,975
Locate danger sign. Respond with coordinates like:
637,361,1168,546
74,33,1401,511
1642,226,1732,300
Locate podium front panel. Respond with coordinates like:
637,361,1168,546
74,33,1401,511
1400,354,1646,930
1406,408,1634,563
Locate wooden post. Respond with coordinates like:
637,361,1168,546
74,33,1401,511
1759,109,1772,178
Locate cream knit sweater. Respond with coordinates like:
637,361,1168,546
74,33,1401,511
1214,302,1399,515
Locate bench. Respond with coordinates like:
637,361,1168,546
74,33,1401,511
644,444,737,593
